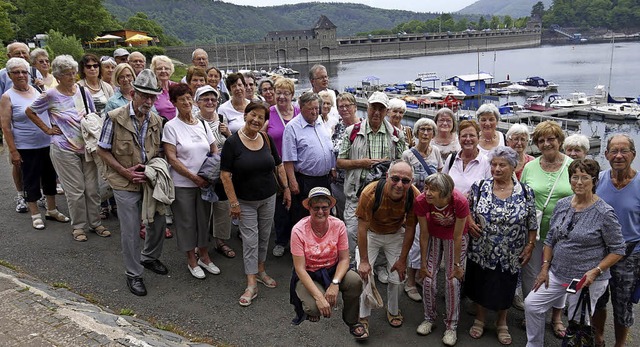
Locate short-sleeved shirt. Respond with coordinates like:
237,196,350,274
220,132,282,201
414,189,470,240
4,87,50,149
355,181,419,234
267,104,300,156
290,216,349,272
162,117,215,188
443,151,491,196
218,99,248,134
282,115,335,176
431,135,461,162
29,86,95,153
154,84,177,120
597,169,640,254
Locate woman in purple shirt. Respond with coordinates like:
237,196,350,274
150,55,177,120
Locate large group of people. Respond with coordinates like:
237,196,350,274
1,43,638,346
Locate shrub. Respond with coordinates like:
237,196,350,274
85,46,165,62
46,29,84,61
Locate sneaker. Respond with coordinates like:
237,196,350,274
37,196,46,208
442,329,457,346
273,244,285,257
375,266,389,284
15,195,27,213
416,320,433,336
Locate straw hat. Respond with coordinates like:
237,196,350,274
302,187,336,210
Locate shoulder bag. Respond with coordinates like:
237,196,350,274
535,157,569,240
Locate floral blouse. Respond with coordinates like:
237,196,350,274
467,177,537,274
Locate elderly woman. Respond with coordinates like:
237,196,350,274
163,83,220,279
520,120,573,337
194,85,235,258
103,64,136,115
26,55,109,242
290,187,366,339
476,104,504,155
331,92,360,220
186,66,207,94
266,77,300,257
563,133,589,160
76,53,114,115
402,117,443,302
30,48,55,90
218,73,249,134
258,79,275,106
506,123,534,180
415,173,470,346
524,159,625,347
99,56,117,86
206,66,229,104
387,98,414,148
465,146,537,345
319,90,338,137
431,107,460,162
220,102,291,306
0,57,69,229
150,55,177,120
443,120,491,196
243,72,260,102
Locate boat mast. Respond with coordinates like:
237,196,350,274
607,35,614,98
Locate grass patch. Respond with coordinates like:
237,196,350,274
0,259,18,271
170,65,188,83
52,282,71,290
119,308,135,316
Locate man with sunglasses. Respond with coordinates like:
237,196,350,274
97,69,169,296
354,160,419,336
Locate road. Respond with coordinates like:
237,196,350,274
0,145,633,346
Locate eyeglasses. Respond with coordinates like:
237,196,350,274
311,206,330,212
608,149,632,156
261,87,274,93
437,118,453,124
276,91,292,97
537,137,557,144
508,136,528,143
570,175,593,183
85,63,100,69
37,59,49,64
338,104,354,109
418,127,434,133
199,97,218,104
389,176,412,185
155,67,171,72
313,75,329,81
9,70,29,75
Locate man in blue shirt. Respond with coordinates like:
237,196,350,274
278,92,334,256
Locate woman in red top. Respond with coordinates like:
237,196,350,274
415,173,470,347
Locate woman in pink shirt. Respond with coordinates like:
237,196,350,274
290,187,366,340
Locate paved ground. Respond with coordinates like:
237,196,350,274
0,144,636,346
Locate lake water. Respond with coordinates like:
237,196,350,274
289,41,640,169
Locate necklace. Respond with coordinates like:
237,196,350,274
493,182,512,191
482,133,496,143
83,79,101,93
239,128,258,141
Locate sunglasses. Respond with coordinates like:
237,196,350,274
85,63,100,69
389,176,412,185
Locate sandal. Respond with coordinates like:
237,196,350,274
349,322,368,340
239,285,258,306
551,320,566,339
357,318,370,340
32,214,45,230
215,242,236,258
469,319,485,339
73,229,87,242
92,225,111,237
45,209,70,223
99,207,109,219
256,271,277,288
497,325,512,345
387,309,403,328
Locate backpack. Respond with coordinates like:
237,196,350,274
368,179,415,215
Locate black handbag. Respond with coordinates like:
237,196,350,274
562,287,595,347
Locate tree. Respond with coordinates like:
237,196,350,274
478,16,488,29
124,13,182,46
531,1,545,19
45,29,84,61
503,16,513,29
0,0,16,44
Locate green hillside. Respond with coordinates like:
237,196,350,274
458,0,553,17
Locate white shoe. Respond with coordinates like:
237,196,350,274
56,183,64,195
37,196,46,208
416,320,433,336
15,195,27,213
442,329,457,346
404,284,422,302
272,245,285,257
197,259,220,275
188,265,206,279
375,266,389,284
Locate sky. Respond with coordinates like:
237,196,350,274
223,0,478,13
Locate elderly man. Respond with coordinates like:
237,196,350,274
113,48,130,65
128,52,146,76
278,92,334,256
97,69,169,296
308,64,339,121
336,91,406,257
356,160,419,336
593,134,640,347
180,48,209,84
0,43,44,214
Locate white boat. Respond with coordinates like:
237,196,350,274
504,83,529,94
512,76,559,92
423,90,442,99
591,103,640,119
436,85,466,100
270,66,299,76
567,92,591,105
548,94,574,108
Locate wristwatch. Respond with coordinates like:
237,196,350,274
332,278,340,285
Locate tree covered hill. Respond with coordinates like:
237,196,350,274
457,0,553,17
103,0,444,44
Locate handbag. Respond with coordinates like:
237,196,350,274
536,157,569,240
363,273,383,309
260,131,285,194
562,287,595,347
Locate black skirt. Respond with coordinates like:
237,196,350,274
464,259,519,311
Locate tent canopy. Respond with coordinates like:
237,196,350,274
97,34,122,40
125,34,153,42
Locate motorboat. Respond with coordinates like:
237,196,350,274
513,76,559,92
504,83,529,94
591,103,640,120
548,94,574,108
524,95,557,112
436,85,466,100
500,101,525,111
567,92,590,105
270,66,299,76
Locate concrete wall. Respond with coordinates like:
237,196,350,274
165,30,541,69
